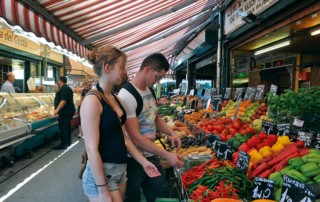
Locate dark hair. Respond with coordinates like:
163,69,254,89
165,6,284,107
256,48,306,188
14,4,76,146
87,46,127,77
59,76,67,83
140,53,170,72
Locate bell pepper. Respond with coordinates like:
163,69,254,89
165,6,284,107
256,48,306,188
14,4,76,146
280,165,293,175
313,174,320,183
231,139,241,150
258,131,267,140
256,142,270,151
247,136,261,148
304,169,320,177
259,146,272,158
300,162,319,174
302,153,320,163
249,149,263,164
277,136,291,146
269,171,283,186
286,169,309,182
288,157,304,170
309,148,320,155
238,143,250,152
262,138,277,147
271,142,285,154
275,188,282,201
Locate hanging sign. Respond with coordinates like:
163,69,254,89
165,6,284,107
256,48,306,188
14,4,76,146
280,175,315,202
252,177,275,200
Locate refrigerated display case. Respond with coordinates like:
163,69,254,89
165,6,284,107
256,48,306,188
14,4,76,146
12,93,59,157
0,92,31,165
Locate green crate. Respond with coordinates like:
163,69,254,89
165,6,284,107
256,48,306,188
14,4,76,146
155,198,179,202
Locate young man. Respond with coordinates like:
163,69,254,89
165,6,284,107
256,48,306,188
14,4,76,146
118,53,184,202
53,76,75,150
0,72,16,94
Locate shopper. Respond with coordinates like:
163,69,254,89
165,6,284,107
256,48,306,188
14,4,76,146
0,72,16,94
81,46,161,202
53,76,76,150
118,53,184,202
77,78,93,138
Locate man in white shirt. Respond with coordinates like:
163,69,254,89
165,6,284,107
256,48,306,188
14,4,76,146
1,72,15,94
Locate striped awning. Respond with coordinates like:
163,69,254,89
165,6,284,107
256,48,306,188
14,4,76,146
0,0,224,76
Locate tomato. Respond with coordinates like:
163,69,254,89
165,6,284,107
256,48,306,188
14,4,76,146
233,121,241,130
215,124,225,132
207,125,213,132
245,127,256,135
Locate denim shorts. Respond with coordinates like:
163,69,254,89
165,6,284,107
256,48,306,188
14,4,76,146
82,162,127,197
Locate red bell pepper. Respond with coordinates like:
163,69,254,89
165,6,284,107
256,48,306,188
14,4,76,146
262,138,277,147
256,142,269,150
247,136,261,148
238,143,250,152
258,131,267,140
266,145,299,167
294,140,306,148
271,152,299,172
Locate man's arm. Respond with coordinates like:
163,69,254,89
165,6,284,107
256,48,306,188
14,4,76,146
54,100,66,116
125,117,184,168
155,114,182,149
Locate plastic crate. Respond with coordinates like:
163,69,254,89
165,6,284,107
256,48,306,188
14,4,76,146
155,198,179,202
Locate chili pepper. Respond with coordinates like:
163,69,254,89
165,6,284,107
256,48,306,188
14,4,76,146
302,153,320,163
299,148,310,156
293,140,305,148
267,145,299,167
249,162,269,179
272,152,299,172
300,162,319,174
286,169,309,183
313,174,320,182
309,148,320,155
279,165,293,175
257,169,272,178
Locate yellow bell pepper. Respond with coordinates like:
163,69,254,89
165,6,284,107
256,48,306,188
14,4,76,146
271,142,285,154
259,146,272,157
277,136,291,146
249,149,263,164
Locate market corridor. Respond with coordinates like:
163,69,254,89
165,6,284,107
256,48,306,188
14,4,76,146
0,130,88,202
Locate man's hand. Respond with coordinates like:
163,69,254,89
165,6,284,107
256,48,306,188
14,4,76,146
142,160,161,178
170,131,182,150
165,152,184,169
54,109,59,116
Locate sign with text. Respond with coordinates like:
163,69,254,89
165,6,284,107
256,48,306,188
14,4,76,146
252,177,275,200
297,132,313,148
276,124,290,136
189,89,195,96
270,84,278,95
255,85,265,100
224,88,231,100
205,134,221,147
213,140,233,160
212,95,222,111
280,175,315,202
233,88,244,100
262,120,276,135
237,150,250,174
244,87,256,101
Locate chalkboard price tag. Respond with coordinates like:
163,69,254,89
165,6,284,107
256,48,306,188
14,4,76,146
212,95,222,111
198,129,205,141
244,87,256,101
213,140,233,160
280,175,315,202
276,124,290,136
252,176,275,200
224,88,231,100
205,134,220,147
233,88,244,101
255,85,265,101
270,84,278,95
262,120,276,135
297,131,313,148
237,150,250,174
315,132,320,149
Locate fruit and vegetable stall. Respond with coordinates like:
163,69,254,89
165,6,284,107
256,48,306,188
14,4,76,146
157,86,320,202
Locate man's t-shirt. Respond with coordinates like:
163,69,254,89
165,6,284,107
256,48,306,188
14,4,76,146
118,83,157,157
54,84,75,117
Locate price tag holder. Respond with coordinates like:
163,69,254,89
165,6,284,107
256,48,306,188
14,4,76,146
297,131,313,148
224,88,231,100
237,150,250,174
280,175,315,202
244,87,256,101
213,140,233,161
252,177,275,200
262,120,276,135
255,85,265,101
276,124,290,136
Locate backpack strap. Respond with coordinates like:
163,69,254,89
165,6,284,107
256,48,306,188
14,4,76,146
122,82,157,116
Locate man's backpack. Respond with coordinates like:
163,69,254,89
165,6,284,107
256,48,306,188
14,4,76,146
121,82,157,116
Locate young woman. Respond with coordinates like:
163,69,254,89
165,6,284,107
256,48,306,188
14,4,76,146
81,46,161,202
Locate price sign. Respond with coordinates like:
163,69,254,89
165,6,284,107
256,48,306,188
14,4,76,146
252,177,275,200
255,85,265,101
244,87,256,101
205,134,220,147
224,88,231,100
270,84,278,95
276,124,290,136
189,89,195,96
205,99,211,110
315,132,320,149
293,118,304,128
198,129,205,141
233,88,244,101
211,88,217,97
280,175,315,202
213,140,233,160
212,95,222,111
297,131,313,148
237,150,250,174
262,120,276,135
204,89,211,98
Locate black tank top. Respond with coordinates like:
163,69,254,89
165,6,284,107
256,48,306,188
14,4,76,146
96,83,127,163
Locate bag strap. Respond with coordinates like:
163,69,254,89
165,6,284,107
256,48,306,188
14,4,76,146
122,81,157,116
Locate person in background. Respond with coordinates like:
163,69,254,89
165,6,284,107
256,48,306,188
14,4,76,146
77,78,93,138
1,72,16,94
53,76,76,150
118,53,184,202
81,46,161,202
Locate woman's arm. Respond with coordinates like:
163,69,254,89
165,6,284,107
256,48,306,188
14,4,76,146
81,95,112,198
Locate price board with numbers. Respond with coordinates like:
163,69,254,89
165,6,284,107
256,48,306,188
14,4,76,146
224,88,231,100
244,87,256,101
212,95,222,111
233,88,244,100
280,175,315,202
255,85,265,101
213,140,233,160
205,134,220,147
237,150,250,174
276,124,290,136
297,131,313,147
262,120,276,135
252,177,275,200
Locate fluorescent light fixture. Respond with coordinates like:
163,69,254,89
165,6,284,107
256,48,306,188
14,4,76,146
310,27,320,36
254,40,291,56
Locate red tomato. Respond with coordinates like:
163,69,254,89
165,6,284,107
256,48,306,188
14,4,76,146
207,125,213,132
233,122,241,130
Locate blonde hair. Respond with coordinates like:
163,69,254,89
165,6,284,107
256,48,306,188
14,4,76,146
87,45,127,77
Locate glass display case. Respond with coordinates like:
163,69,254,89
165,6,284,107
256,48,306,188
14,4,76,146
0,92,30,147
12,93,55,123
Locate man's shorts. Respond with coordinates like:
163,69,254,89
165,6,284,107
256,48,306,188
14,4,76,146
82,162,127,197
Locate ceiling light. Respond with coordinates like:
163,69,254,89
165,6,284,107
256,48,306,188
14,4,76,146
310,27,320,36
242,13,260,24
254,40,291,56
